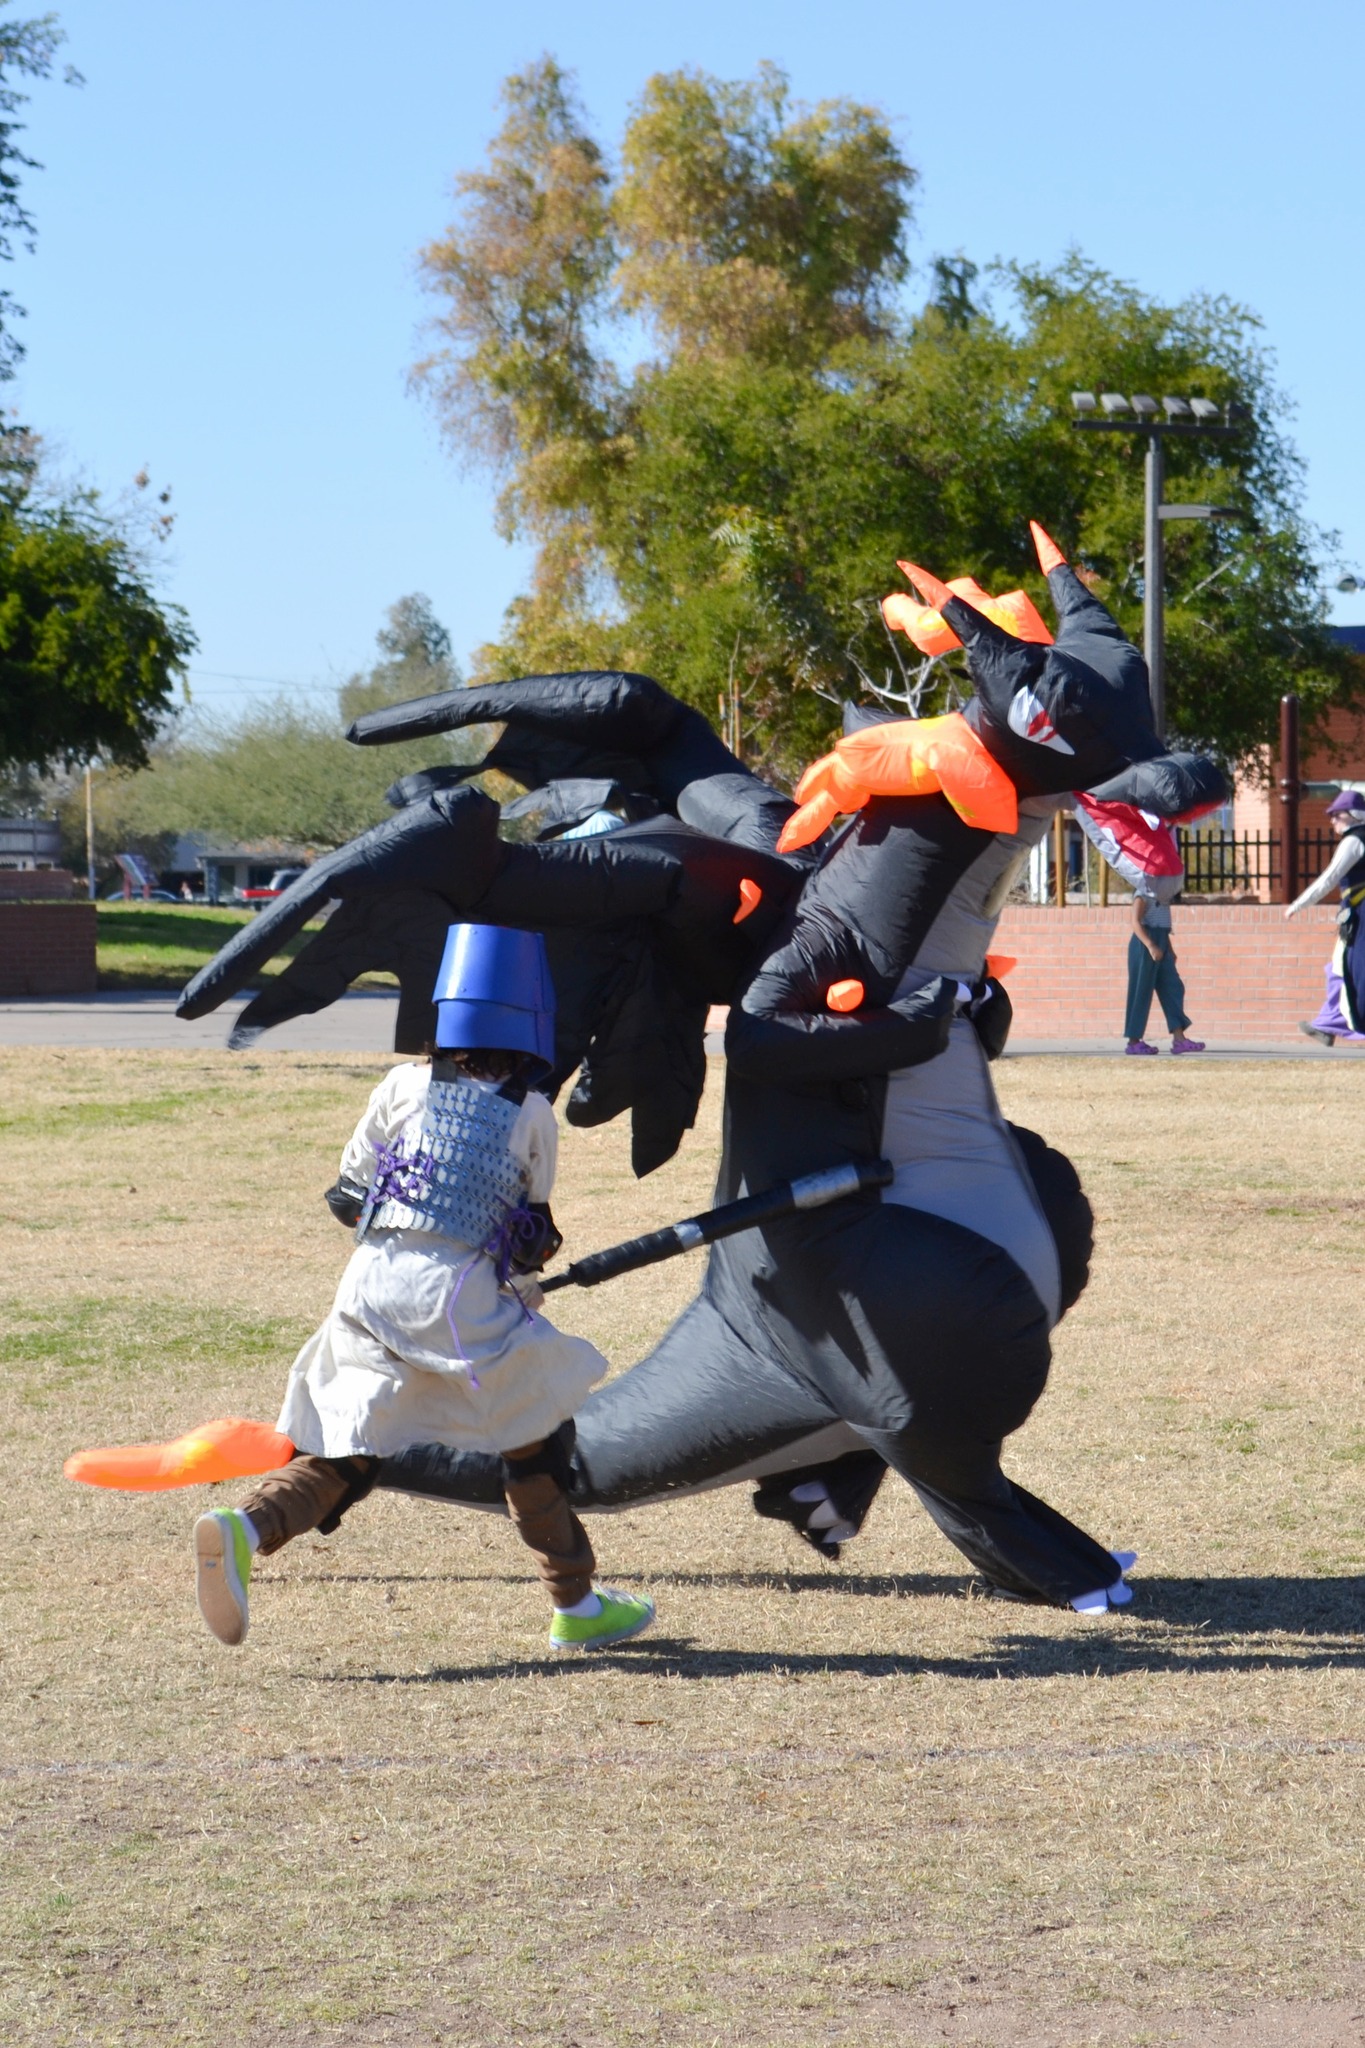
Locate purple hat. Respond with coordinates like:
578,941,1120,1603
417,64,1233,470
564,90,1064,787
1326,788,1365,816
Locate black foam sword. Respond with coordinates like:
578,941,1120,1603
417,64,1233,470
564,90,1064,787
539,1159,894,1293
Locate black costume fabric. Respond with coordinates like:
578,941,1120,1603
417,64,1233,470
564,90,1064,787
179,552,1225,1604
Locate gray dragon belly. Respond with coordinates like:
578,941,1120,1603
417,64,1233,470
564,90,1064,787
882,1008,1062,1329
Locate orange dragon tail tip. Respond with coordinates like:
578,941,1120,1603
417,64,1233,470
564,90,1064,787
1029,521,1068,574
733,878,763,924
826,978,865,1014
63,1416,295,1492
984,952,1017,981
897,560,955,612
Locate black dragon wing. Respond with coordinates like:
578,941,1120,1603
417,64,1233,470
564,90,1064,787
176,671,805,1175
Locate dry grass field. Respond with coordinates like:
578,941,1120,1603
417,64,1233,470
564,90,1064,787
2,1045,1364,2047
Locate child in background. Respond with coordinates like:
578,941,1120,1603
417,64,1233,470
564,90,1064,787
193,923,655,1655
1075,795,1205,1057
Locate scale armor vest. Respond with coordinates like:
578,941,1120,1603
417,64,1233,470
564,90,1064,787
363,1077,527,1246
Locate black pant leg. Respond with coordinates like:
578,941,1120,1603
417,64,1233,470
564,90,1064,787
854,1420,1119,1603
753,1201,1120,1606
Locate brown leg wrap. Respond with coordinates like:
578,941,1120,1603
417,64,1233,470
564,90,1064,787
238,1454,377,1557
501,1439,596,1609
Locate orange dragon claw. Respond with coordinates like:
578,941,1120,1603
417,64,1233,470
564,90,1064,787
777,789,844,853
733,878,763,924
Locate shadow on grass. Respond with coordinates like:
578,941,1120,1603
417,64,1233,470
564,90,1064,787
282,1568,956,1596
315,1576,1365,1687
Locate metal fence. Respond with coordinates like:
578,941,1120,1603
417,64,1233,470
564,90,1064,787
1175,827,1336,897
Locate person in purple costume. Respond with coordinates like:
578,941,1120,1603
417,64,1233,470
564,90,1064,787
1288,789,1365,1047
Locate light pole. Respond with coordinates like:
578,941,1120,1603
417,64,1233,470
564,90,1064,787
1070,391,1242,737
84,761,100,902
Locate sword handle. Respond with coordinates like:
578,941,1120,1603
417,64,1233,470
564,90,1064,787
539,1157,892,1292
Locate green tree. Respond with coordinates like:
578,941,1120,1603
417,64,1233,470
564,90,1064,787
0,445,196,775
337,591,462,723
69,598,479,864
0,16,190,783
614,62,914,364
415,61,1349,775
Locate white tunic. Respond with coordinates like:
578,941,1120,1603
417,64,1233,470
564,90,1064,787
276,1064,609,1458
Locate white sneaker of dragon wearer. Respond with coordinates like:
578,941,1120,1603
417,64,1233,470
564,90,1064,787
1070,1548,1138,1617
789,1481,858,1547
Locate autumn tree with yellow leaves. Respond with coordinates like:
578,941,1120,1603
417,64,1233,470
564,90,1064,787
414,58,1349,776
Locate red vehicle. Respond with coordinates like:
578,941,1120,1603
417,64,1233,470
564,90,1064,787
238,866,306,909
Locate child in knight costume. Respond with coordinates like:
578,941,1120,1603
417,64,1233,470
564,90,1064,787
193,924,655,1654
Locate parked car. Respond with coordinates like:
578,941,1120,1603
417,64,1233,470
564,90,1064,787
105,886,180,903
238,866,307,910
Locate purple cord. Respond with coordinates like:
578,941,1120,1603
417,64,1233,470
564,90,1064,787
442,1201,538,1389
370,1139,435,1208
486,1203,542,1287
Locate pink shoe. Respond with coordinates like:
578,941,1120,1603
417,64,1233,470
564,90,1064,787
1125,1040,1158,1055
1171,1037,1205,1055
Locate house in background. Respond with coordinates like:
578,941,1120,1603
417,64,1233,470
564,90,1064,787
163,833,312,902
0,817,62,868
0,817,79,900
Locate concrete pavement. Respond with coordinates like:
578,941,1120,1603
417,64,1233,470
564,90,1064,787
0,993,1355,1059
1003,1036,1361,1059
0,990,402,1051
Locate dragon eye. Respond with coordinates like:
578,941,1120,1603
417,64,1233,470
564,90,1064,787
1007,687,1074,756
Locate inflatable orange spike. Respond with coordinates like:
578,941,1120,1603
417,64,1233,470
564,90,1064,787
827,979,865,1013
833,716,1019,833
733,878,763,924
64,1416,295,1492
984,952,1017,980
1029,521,1067,574
985,589,1054,647
885,571,1053,656
896,560,956,612
776,713,1019,855
881,592,962,658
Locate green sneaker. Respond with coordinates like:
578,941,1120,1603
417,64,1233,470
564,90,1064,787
194,1509,255,1646
548,1587,655,1654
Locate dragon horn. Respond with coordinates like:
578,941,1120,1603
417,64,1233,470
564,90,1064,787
1029,521,1068,575
896,561,956,612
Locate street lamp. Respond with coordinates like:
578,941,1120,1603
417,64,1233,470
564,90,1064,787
84,760,102,902
1070,390,1243,737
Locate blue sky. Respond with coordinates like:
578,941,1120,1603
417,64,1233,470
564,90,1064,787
9,0,1365,718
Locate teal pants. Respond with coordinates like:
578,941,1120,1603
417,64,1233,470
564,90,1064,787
1125,933,1189,1042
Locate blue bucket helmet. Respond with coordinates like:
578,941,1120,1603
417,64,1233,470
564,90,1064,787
432,923,556,1073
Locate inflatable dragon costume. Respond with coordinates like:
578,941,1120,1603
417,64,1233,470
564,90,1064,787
162,526,1224,1606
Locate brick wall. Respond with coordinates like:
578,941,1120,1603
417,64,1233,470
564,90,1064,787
1235,702,1365,841
0,868,78,901
0,902,98,995
993,903,1340,1038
